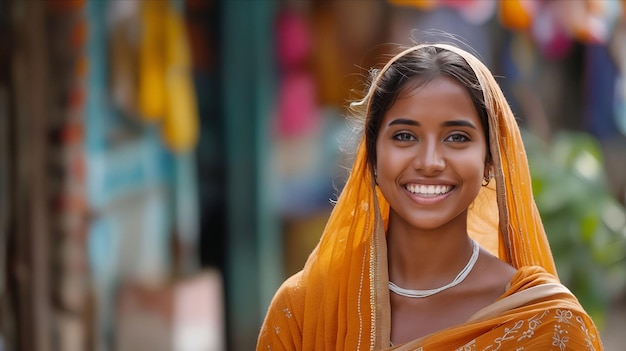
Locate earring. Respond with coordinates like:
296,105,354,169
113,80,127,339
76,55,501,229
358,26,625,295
482,172,494,187
373,169,378,185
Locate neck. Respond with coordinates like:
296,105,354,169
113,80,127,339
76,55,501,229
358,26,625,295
386,213,473,289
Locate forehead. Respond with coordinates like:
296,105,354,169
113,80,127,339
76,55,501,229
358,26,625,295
383,76,479,123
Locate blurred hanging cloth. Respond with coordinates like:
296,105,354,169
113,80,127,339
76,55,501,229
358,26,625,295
138,0,199,153
257,44,603,350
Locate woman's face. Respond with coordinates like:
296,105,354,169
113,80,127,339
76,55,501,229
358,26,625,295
375,76,488,232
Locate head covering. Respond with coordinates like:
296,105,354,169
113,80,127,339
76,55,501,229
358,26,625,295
292,44,556,350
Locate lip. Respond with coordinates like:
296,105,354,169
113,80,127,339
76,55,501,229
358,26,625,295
403,178,456,186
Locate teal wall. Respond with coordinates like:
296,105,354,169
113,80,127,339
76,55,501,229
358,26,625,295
221,1,282,350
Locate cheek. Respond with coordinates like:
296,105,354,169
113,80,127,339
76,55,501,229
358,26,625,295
375,143,404,177
451,151,486,182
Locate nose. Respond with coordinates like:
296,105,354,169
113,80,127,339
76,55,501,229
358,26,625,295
413,139,445,175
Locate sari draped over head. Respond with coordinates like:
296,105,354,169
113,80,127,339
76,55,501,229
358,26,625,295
257,44,603,350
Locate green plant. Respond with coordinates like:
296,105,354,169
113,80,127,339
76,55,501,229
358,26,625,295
523,130,626,328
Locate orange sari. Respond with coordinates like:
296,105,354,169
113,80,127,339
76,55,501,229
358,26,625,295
257,44,603,350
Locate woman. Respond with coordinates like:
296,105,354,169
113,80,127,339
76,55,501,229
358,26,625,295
257,44,603,350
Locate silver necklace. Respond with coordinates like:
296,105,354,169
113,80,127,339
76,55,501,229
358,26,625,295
388,239,479,298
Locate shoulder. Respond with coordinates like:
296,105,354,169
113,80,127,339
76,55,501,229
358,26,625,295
274,271,306,306
502,267,604,348
480,247,517,277
263,270,307,323
257,271,306,350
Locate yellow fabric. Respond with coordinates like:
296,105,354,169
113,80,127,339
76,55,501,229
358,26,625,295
161,3,199,153
138,0,199,153
257,44,600,350
138,0,167,121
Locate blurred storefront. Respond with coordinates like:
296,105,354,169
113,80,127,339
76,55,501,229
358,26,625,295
0,0,625,350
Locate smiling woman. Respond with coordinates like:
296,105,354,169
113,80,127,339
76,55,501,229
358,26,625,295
257,43,604,350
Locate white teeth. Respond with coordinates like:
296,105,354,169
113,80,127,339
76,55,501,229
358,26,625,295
407,184,452,195
427,185,435,194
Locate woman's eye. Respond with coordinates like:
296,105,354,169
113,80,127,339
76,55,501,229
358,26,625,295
393,132,415,142
445,134,469,143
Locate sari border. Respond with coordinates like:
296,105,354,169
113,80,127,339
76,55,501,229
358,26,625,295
467,282,574,322
373,186,391,349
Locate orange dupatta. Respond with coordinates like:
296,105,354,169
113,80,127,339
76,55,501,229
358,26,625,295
258,44,582,350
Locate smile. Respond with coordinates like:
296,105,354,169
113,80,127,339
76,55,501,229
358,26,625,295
405,184,454,197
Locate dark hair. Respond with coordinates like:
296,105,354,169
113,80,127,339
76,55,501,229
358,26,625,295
363,45,491,171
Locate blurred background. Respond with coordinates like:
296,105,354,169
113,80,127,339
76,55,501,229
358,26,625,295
1,0,626,350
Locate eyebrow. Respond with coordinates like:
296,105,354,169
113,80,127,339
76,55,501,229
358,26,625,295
388,118,419,126
387,118,477,129
442,120,477,129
